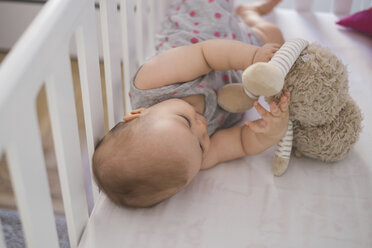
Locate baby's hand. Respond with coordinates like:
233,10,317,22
253,43,281,63
245,92,290,139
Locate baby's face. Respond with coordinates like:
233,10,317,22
143,99,210,182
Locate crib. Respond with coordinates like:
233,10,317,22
0,0,371,247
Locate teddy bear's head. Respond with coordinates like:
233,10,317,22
278,43,349,126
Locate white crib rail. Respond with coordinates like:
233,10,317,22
46,49,89,247
0,0,104,246
119,0,167,115
0,0,168,247
4,107,60,248
75,6,106,202
98,0,167,119
99,0,124,128
121,0,138,115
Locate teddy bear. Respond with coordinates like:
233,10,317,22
217,38,363,176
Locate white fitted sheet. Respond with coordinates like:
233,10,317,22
79,9,372,248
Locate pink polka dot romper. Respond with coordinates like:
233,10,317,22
130,0,263,135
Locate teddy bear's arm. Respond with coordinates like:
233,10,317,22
273,120,293,176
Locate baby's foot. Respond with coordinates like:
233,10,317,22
235,0,282,16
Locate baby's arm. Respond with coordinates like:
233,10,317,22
202,93,289,170
134,39,279,90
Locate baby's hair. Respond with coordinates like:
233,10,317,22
94,121,124,150
92,117,188,208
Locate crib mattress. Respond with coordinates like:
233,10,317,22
79,9,372,248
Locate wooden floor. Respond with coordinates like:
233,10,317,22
0,52,109,215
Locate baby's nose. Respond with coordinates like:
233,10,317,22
197,113,207,126
197,116,208,137
200,116,207,126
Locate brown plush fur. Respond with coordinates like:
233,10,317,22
271,43,362,162
293,97,362,162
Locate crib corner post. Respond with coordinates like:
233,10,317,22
332,0,353,15
294,0,313,11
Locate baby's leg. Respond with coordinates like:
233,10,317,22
236,0,284,45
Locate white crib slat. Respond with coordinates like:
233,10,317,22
99,0,124,128
75,4,106,201
158,0,166,26
148,0,156,56
136,0,144,66
294,0,313,11
120,0,136,114
46,50,89,247
156,0,166,33
6,108,59,248
332,0,353,14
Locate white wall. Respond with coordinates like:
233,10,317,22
0,1,106,58
0,1,42,51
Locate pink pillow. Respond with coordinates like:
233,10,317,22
336,8,372,34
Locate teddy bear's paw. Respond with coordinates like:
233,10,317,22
217,84,255,113
273,156,290,176
242,62,284,97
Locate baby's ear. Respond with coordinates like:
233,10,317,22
130,108,146,115
123,108,146,122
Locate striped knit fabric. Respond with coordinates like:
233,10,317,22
269,39,309,77
275,120,293,159
269,39,308,161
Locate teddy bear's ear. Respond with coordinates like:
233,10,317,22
284,43,350,127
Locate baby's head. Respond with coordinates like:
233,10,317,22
92,99,209,208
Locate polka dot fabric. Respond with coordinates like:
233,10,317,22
157,0,262,51
130,0,263,135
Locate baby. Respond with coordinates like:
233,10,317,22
92,0,289,208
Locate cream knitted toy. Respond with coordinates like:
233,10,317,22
217,38,362,176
